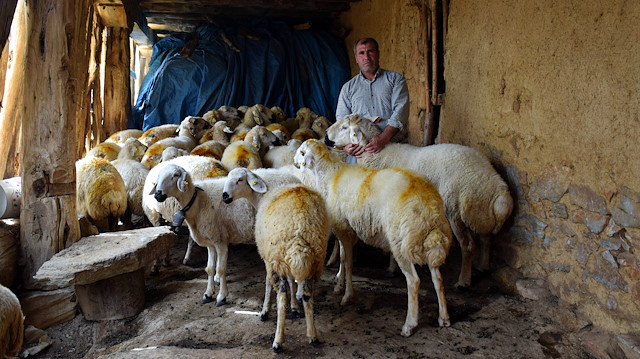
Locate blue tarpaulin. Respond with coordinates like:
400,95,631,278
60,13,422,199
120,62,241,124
132,20,351,131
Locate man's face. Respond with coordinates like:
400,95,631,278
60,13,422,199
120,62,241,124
355,41,379,75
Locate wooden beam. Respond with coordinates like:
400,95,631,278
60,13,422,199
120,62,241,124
102,27,131,138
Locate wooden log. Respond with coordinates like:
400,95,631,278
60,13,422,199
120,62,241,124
19,0,94,288
0,0,25,179
102,26,132,139
0,0,18,51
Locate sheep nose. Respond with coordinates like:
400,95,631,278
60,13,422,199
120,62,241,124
222,192,233,204
324,136,335,147
154,191,167,202
273,138,282,146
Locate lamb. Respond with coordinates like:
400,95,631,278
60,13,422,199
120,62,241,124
270,106,287,123
325,113,514,289
266,123,290,144
76,155,127,232
141,116,211,169
138,124,179,147
0,284,23,358
222,168,330,352
198,120,230,145
105,129,144,145
161,146,190,162
142,155,228,267
242,104,273,128
148,164,301,306
294,139,453,336
291,107,320,142
111,138,149,226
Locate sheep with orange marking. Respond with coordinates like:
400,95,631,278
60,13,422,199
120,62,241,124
220,140,262,170
222,167,329,352
105,129,144,145
148,164,301,307
294,139,453,336
138,124,179,147
141,116,210,169
111,138,149,226
325,113,514,289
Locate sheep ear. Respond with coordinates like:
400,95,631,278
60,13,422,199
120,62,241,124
247,172,267,193
177,170,189,192
224,126,233,134
349,127,363,145
251,136,260,149
303,149,314,169
148,181,157,195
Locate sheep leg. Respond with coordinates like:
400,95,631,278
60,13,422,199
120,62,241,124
260,267,273,321
385,254,398,278
301,280,319,346
182,235,195,265
395,257,421,337
202,246,217,304
272,275,288,353
430,266,451,328
337,238,356,305
213,242,229,306
288,276,302,318
477,234,491,272
325,233,340,267
451,220,475,289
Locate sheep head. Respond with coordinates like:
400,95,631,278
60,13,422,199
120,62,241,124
325,114,381,148
149,164,190,202
222,167,267,204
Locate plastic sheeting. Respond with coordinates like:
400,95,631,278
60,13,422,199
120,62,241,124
132,20,351,131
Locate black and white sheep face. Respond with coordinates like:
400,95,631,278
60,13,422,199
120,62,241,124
149,164,189,202
222,168,267,204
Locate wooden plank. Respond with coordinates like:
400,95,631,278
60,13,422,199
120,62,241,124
0,0,18,51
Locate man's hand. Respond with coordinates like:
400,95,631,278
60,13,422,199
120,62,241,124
344,143,366,157
363,125,398,154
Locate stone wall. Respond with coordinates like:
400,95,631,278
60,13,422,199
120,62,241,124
441,0,640,334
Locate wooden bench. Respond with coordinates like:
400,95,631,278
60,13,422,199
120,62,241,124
33,226,177,320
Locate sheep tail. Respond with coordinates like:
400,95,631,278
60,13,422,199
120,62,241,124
491,188,514,234
402,228,450,268
286,242,316,280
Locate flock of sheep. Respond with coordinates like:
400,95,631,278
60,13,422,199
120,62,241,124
0,103,514,355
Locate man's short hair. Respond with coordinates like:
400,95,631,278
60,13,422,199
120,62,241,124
353,37,379,55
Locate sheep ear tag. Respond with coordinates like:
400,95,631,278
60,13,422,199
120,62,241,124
349,128,363,144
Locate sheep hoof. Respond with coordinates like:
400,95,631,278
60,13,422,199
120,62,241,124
439,317,451,327
259,312,269,321
272,343,284,353
215,298,226,307
401,325,417,337
201,294,214,304
310,338,320,347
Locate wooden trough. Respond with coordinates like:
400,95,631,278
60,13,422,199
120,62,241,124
33,226,177,321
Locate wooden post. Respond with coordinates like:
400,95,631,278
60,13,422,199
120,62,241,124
102,26,131,139
0,0,26,178
19,0,93,288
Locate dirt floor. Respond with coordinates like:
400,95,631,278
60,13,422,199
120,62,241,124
26,233,591,359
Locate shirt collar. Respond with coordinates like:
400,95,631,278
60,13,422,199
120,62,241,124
358,68,382,81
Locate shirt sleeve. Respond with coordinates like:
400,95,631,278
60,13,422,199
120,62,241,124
386,74,409,131
334,83,351,122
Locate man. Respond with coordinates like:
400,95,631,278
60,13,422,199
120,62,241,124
335,37,410,158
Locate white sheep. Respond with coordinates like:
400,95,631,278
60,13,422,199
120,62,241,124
222,167,330,352
148,164,301,307
0,284,23,358
138,124,179,147
263,139,302,168
141,116,210,169
161,146,190,162
111,138,149,226
242,104,273,128
326,114,514,288
266,123,291,144
198,120,231,145
143,155,228,268
294,139,453,336
76,155,128,232
311,115,332,139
